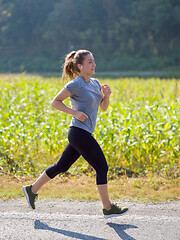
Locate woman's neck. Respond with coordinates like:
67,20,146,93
79,74,91,82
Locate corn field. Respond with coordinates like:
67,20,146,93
0,75,179,178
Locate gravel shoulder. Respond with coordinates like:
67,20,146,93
1,200,180,240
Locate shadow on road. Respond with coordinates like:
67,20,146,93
34,219,138,240
107,222,138,240
34,219,106,240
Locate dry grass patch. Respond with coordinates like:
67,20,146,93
0,174,179,203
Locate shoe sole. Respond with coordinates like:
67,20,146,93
104,209,128,218
22,186,34,210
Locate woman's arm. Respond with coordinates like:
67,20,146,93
100,84,112,111
51,88,88,122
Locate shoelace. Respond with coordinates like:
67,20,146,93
34,194,38,202
112,203,119,209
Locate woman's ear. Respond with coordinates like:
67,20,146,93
78,64,83,70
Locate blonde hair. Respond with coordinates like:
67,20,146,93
62,49,91,81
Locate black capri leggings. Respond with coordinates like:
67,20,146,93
45,126,108,185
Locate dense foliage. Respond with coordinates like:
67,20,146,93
0,0,180,72
0,75,179,178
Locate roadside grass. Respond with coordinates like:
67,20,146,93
0,174,179,203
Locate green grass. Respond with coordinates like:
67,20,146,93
0,74,180,178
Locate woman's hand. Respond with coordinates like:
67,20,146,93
100,84,111,111
73,111,88,122
102,84,112,97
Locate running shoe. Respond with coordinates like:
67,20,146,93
103,203,128,218
22,185,38,210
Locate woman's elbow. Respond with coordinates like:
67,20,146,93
100,105,107,111
51,99,56,108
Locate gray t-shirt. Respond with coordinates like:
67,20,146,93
64,77,102,133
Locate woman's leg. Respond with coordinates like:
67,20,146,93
28,142,80,194
68,129,128,216
45,143,80,179
23,142,81,209
68,127,111,210
97,184,111,210
31,171,51,193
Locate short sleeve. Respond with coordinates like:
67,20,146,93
64,80,79,96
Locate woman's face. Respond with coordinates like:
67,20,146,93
80,54,96,76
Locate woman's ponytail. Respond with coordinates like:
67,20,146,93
62,51,76,81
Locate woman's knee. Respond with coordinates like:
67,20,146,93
96,164,109,185
45,163,69,179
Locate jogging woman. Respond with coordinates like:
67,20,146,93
23,50,128,218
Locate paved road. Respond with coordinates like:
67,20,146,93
0,200,180,240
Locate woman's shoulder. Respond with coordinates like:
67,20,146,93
65,77,83,87
64,77,84,96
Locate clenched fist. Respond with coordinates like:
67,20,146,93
73,111,88,122
102,84,112,97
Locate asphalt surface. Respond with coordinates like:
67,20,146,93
0,200,180,240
